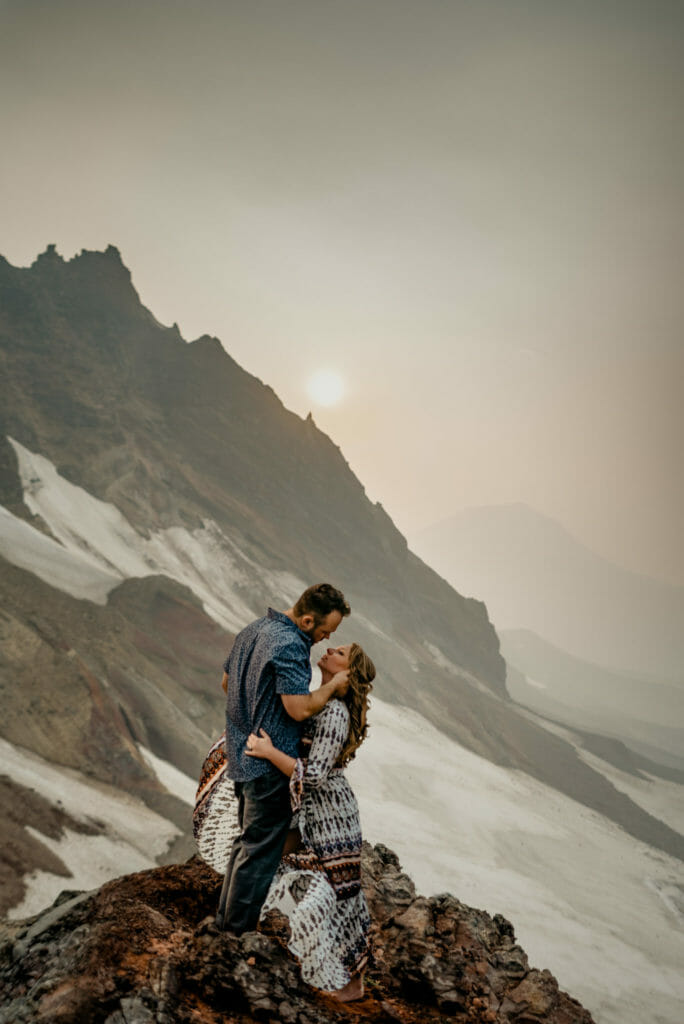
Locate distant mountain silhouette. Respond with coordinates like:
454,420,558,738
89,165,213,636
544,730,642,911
412,503,684,680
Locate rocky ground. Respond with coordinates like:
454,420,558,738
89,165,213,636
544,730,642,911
0,843,594,1024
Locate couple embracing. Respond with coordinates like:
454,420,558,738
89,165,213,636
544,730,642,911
194,583,376,1002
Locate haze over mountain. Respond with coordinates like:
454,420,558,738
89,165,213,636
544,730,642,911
411,503,684,680
1,246,683,1024
501,630,684,772
3,1,682,593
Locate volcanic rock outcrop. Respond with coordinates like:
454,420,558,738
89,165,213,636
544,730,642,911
0,843,594,1024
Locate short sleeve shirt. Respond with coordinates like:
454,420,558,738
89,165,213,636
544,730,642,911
223,608,313,781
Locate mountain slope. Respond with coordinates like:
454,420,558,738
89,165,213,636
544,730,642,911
1,245,682,882
0,245,505,699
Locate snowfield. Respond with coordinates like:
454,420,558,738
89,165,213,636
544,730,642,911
7,437,306,633
0,504,119,603
347,700,684,1024
137,744,197,807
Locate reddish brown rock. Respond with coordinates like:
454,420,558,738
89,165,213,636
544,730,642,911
0,843,595,1024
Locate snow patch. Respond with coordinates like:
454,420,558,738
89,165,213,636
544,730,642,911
138,745,198,806
577,747,684,836
8,827,157,921
424,641,494,695
0,504,119,603
0,737,180,920
5,437,305,633
5,438,399,653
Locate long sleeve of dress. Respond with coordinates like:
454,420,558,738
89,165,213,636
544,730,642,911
290,700,349,811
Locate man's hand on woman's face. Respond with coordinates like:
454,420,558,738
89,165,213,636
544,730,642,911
330,669,350,696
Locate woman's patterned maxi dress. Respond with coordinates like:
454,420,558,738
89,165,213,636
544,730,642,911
260,698,371,991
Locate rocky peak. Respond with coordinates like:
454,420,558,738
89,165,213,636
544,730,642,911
17,243,140,329
31,243,127,274
0,843,594,1024
32,243,64,266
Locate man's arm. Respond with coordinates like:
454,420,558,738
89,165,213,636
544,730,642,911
281,671,349,722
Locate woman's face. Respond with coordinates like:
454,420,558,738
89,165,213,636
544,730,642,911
318,644,351,677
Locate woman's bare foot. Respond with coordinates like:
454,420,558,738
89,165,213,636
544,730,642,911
324,974,364,1002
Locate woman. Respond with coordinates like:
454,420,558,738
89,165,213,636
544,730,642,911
245,642,375,1002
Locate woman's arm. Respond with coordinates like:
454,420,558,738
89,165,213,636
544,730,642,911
244,729,296,777
245,701,349,795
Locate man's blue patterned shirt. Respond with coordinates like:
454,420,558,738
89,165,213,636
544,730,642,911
223,608,313,781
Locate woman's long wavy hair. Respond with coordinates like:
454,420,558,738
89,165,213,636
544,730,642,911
336,643,376,767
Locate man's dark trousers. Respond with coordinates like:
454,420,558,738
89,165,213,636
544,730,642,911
216,771,292,934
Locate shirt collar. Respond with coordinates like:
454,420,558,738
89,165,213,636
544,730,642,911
267,607,314,647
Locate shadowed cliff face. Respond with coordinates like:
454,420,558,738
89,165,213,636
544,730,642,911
0,843,595,1024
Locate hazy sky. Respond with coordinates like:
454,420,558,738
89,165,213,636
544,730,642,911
2,0,682,583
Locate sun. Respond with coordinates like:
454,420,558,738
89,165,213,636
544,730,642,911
306,369,346,407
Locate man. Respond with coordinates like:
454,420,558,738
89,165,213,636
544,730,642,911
215,582,351,934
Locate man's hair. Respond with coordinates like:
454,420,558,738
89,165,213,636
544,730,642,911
293,583,350,624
